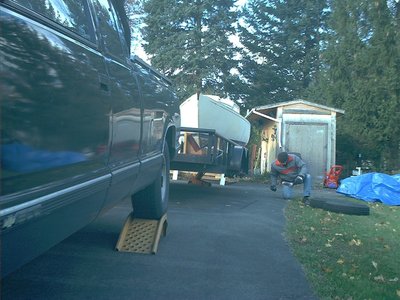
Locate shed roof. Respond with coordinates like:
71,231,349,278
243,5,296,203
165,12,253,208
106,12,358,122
246,99,345,122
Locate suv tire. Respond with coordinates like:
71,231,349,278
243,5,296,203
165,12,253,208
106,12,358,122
323,199,370,215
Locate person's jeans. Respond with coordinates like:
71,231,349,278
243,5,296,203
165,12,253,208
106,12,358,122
282,174,312,199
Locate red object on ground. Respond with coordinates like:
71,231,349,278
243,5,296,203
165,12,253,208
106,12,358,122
323,165,344,189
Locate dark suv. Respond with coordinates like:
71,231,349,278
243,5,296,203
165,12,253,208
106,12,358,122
0,0,180,277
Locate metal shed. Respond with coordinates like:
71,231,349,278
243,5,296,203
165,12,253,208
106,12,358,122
246,99,345,183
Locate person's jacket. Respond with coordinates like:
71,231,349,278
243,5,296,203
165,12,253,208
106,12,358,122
270,154,307,186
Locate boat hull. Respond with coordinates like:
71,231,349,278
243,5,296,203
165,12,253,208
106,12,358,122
180,94,250,145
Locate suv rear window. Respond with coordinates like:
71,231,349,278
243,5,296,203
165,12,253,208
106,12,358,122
11,0,95,41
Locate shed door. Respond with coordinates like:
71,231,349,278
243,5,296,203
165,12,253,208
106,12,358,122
285,123,328,182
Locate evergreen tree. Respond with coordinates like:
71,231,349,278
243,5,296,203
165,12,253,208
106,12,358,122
313,0,400,171
141,0,240,100
238,0,329,107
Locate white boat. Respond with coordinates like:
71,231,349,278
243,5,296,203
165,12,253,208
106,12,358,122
180,94,251,145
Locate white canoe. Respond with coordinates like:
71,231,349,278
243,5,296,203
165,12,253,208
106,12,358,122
180,94,251,146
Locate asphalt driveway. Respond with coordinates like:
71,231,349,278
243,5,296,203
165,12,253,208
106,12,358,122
1,181,318,300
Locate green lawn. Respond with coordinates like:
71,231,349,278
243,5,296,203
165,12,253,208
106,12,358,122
285,198,400,300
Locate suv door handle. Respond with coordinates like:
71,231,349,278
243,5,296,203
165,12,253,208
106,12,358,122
100,82,109,92
98,75,109,93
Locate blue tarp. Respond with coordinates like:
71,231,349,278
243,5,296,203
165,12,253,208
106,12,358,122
337,173,400,206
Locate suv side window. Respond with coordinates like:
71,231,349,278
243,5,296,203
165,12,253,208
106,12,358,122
11,0,95,42
91,0,127,60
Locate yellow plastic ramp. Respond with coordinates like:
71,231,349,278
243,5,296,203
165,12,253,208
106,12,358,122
116,213,167,254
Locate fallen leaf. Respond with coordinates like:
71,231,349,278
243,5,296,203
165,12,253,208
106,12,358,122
322,267,332,273
299,236,307,243
396,290,400,297
384,245,391,250
325,243,332,247
310,226,315,231
337,258,345,265
323,217,332,223
389,277,399,282
349,239,362,246
335,233,343,236
372,261,378,270
374,275,385,282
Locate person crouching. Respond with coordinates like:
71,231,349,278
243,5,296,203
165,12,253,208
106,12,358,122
270,152,312,204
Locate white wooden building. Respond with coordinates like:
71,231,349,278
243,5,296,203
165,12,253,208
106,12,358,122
246,99,345,183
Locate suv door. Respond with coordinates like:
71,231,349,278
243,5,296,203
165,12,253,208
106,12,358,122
89,0,142,212
0,0,111,276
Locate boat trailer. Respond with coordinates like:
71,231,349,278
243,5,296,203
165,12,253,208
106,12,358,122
170,127,249,184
